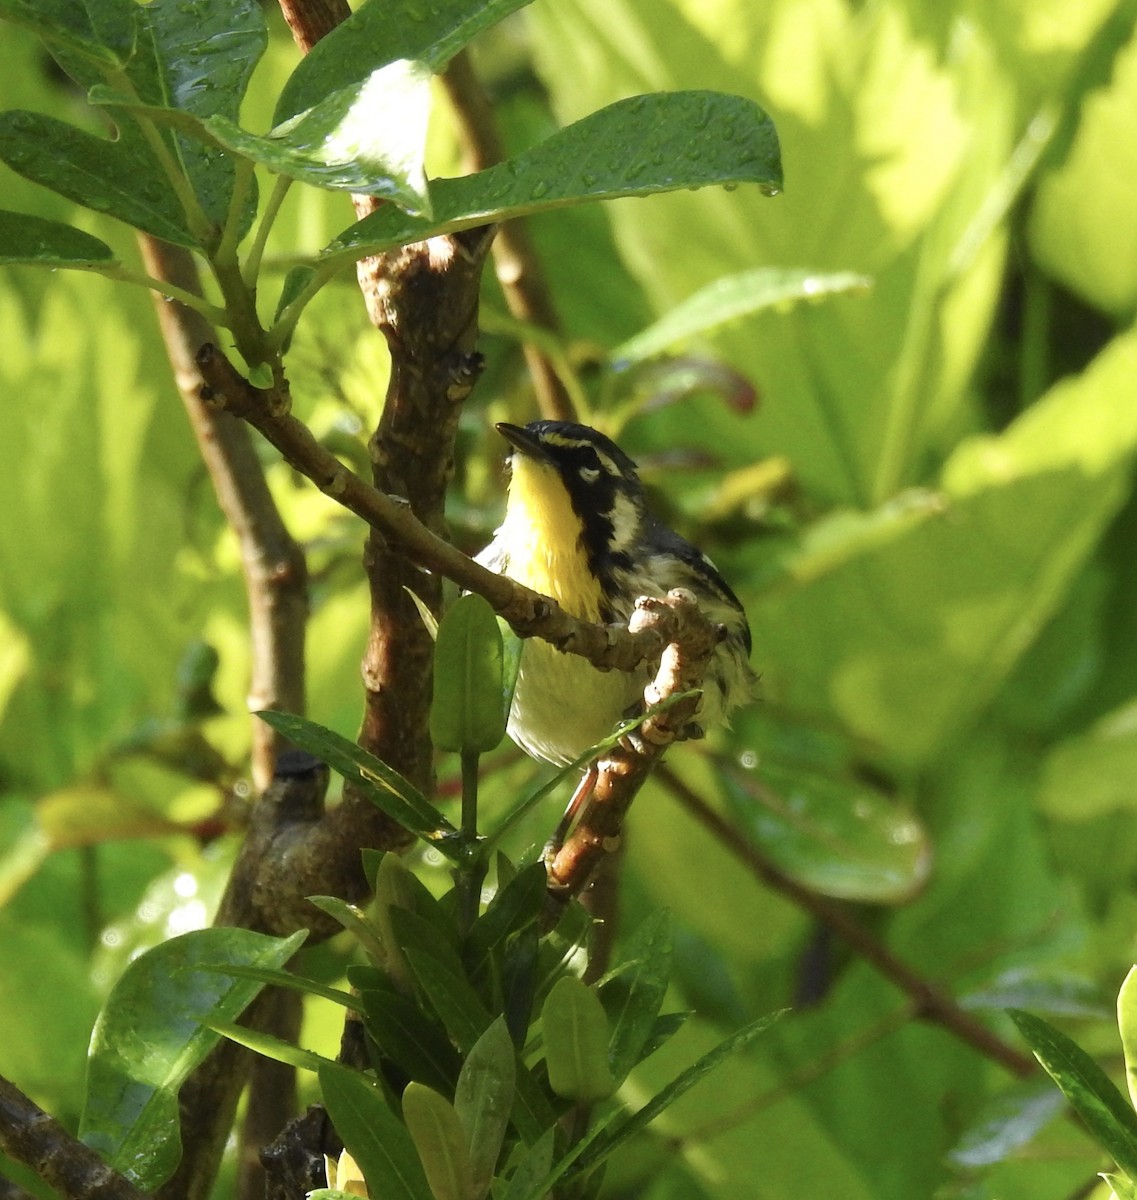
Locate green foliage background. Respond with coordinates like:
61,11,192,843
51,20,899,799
4,0,1137,1197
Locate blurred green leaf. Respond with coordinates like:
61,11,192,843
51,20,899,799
80,927,306,1190
206,1020,337,1073
611,268,870,364
1104,1172,1137,1200
720,763,931,904
0,209,115,265
1039,699,1137,820
567,1009,785,1181
501,1129,554,1200
946,1079,1067,1167
1008,1008,1137,1178
431,593,508,755
541,976,617,1103
403,1082,474,1200
322,91,781,267
275,0,537,123
454,1018,515,1200
319,1063,434,1200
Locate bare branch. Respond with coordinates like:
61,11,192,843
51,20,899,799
0,1076,148,1200
440,51,576,421
137,236,307,791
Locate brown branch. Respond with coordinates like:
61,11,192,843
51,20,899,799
196,343,671,677
440,51,576,422
0,1076,148,1200
545,590,721,899
659,768,1037,1078
137,236,307,791
139,234,310,1200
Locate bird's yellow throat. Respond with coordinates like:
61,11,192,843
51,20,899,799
499,456,603,622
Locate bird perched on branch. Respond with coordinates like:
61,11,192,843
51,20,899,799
477,420,755,768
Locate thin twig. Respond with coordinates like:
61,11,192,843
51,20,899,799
657,766,1037,1078
440,50,576,421
0,1076,148,1200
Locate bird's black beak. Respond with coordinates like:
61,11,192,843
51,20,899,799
496,422,551,463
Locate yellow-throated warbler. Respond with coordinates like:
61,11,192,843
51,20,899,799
477,420,755,767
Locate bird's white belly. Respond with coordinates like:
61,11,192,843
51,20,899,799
507,636,645,767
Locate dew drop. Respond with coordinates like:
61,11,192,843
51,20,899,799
530,179,550,199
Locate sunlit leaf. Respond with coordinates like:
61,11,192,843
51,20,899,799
321,91,780,267
276,0,537,122
611,268,870,364
207,60,432,214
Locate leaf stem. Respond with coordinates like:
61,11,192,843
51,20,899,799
243,175,293,288
215,156,256,268
267,259,342,350
107,69,215,248
100,263,230,325
456,751,487,933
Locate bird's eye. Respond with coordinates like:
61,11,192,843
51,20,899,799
578,466,601,484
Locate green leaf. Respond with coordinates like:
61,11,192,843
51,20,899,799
1118,967,1137,1111
465,862,546,979
79,927,306,1191
541,976,617,1103
0,113,196,246
375,853,458,991
136,0,266,233
599,910,673,1083
431,593,508,755
610,268,870,364
720,762,932,904
319,1063,434,1200
306,895,388,967
359,986,462,1094
403,948,554,1143
0,0,137,66
255,711,460,853
0,209,115,267
570,1009,784,1178
206,59,433,215
501,1128,554,1200
199,963,360,1010
321,90,781,268
275,0,537,123
205,1020,337,1073
403,1083,474,1200
454,1018,515,1200
1008,1008,1137,1178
